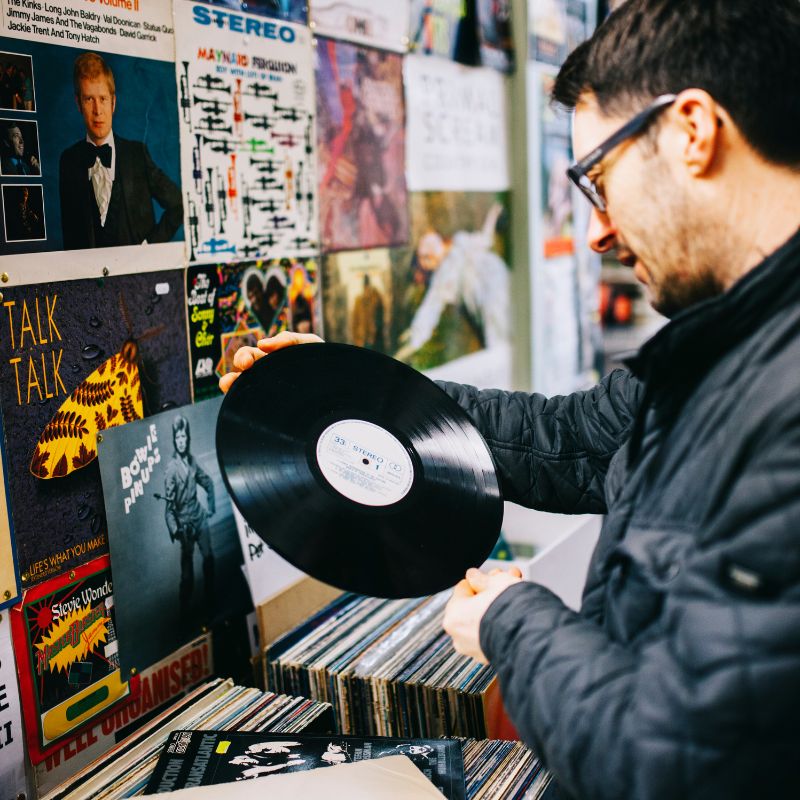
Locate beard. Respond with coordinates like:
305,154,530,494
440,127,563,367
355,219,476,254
628,162,728,319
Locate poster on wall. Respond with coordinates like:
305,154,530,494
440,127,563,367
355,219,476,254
475,0,514,73
0,613,26,796
0,270,191,587
321,247,407,355
404,55,509,192
97,396,251,676
407,0,477,63
394,191,511,380
175,2,318,264
310,0,410,52
9,555,134,764
0,1,184,284
316,37,409,252
191,0,308,24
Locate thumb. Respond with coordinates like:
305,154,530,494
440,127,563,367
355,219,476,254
465,568,489,593
451,578,475,598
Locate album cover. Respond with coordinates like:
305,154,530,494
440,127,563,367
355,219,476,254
9,555,134,764
190,0,308,24
97,396,251,676
0,270,191,586
407,0,479,64
175,3,318,263
145,730,465,799
310,0,410,52
34,633,213,797
186,263,223,401
0,4,184,270
475,0,514,73
321,247,408,355
394,192,511,371
403,55,510,192
316,38,409,252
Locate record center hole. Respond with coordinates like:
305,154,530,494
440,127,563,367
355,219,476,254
362,458,370,465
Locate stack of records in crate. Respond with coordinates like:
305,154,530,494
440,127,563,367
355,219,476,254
265,592,498,738
41,679,333,800
462,739,552,799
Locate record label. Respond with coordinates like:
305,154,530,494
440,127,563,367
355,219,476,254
316,420,414,507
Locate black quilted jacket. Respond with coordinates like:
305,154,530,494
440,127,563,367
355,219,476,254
439,228,800,799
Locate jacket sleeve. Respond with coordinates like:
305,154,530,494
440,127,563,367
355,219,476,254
479,403,800,800
437,369,643,514
141,143,183,244
194,460,215,516
164,462,179,536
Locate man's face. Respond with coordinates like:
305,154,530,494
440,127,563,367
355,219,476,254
77,76,115,143
247,284,263,312
573,95,724,318
175,429,188,455
7,127,23,157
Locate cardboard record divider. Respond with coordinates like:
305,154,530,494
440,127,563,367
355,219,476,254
215,343,503,598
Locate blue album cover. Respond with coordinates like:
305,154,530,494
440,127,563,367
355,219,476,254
0,38,183,255
98,396,251,675
189,0,308,24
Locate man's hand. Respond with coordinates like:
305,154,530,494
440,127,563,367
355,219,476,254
218,331,323,393
443,566,523,664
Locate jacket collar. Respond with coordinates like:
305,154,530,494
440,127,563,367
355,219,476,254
624,227,800,387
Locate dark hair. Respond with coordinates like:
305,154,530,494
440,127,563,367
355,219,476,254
172,415,190,452
553,0,800,167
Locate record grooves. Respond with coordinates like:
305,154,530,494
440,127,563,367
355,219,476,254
216,343,502,598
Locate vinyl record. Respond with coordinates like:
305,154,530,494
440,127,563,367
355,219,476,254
216,343,503,598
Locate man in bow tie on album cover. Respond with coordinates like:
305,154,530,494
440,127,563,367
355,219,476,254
59,52,183,250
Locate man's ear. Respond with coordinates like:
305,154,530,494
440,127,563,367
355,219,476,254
111,93,116,115
671,88,722,178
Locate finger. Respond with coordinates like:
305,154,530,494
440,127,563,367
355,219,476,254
509,566,523,579
451,578,475,598
232,346,267,372
465,567,489,592
218,371,241,394
257,331,324,353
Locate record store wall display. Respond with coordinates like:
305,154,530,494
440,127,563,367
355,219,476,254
404,55,510,193
315,37,410,253
321,247,408,356
310,0,411,53
0,270,191,587
0,1,184,284
394,191,511,373
175,2,318,264
9,555,132,765
97,395,251,677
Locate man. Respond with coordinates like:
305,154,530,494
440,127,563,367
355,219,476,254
1,123,39,175
164,415,216,622
59,52,182,250
351,274,385,351
220,1,800,796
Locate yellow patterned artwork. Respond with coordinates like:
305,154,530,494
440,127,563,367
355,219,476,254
30,340,143,480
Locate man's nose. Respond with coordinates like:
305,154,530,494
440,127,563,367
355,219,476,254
587,207,617,254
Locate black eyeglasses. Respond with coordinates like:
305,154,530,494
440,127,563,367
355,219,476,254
567,94,678,213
